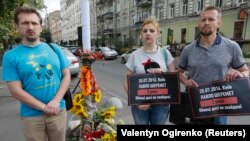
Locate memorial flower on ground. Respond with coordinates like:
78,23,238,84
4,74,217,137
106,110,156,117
69,50,124,141
82,106,124,141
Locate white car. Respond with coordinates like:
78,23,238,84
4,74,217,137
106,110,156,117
61,47,80,77
121,48,137,64
98,47,118,59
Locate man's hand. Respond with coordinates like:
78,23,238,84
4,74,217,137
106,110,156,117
43,99,61,115
224,68,243,82
183,79,198,87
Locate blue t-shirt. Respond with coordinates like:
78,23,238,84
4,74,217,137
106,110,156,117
2,42,70,117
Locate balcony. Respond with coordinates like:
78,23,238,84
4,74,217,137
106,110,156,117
134,20,144,28
136,0,152,8
96,0,104,5
103,28,113,34
103,12,113,19
97,31,103,35
97,14,104,21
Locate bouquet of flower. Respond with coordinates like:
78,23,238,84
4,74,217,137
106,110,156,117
81,106,125,141
79,50,103,66
70,50,103,119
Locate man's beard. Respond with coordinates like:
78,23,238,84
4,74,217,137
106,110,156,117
200,30,213,36
26,36,38,42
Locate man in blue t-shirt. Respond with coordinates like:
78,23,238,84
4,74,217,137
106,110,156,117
178,6,249,125
2,7,71,141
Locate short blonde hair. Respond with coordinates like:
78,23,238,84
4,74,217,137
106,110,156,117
141,17,160,32
201,6,222,19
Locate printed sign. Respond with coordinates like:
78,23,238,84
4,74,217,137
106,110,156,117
188,78,250,118
127,72,180,105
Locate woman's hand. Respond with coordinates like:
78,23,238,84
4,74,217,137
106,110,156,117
137,104,151,110
148,68,163,74
183,79,198,87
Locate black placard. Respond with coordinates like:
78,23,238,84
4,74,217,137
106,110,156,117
188,77,250,118
127,72,180,105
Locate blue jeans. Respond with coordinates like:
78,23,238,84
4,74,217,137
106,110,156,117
131,104,169,125
213,116,227,125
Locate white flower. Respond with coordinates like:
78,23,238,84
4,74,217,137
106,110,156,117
105,97,123,109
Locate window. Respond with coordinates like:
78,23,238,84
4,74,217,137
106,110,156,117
138,12,142,21
234,21,244,40
170,4,175,18
197,0,204,11
142,11,148,21
181,28,187,43
215,0,223,7
117,1,120,12
194,27,200,40
158,6,164,20
117,18,120,28
238,0,247,4
167,28,173,45
182,0,188,16
133,15,136,24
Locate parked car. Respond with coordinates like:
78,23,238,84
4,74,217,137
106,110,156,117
97,47,118,59
121,48,137,64
68,47,77,55
61,47,80,77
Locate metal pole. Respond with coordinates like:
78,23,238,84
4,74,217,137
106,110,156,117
81,0,91,51
244,14,248,40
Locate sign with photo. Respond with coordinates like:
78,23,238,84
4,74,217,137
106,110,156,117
188,77,250,118
127,72,180,105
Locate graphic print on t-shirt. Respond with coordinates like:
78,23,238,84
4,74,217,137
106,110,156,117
26,51,54,80
142,59,160,73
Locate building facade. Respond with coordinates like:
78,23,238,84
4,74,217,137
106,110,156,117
60,0,250,48
96,0,250,48
61,0,82,46
49,11,62,43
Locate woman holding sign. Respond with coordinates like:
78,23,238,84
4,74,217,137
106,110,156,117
123,18,176,125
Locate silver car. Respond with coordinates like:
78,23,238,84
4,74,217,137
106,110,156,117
121,48,137,64
61,47,80,77
98,47,118,59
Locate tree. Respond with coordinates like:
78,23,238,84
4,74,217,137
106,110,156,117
40,29,51,43
0,0,45,50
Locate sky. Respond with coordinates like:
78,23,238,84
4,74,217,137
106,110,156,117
39,0,61,19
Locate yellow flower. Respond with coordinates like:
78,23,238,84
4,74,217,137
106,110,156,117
73,92,82,104
94,89,102,103
110,132,117,141
101,132,117,141
101,133,111,141
101,106,116,119
75,102,89,118
108,106,116,112
104,119,115,125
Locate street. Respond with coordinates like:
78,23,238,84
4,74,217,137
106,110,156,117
1,58,250,140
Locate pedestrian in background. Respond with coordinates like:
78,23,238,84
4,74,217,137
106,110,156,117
178,6,249,124
1,6,71,141
123,17,176,125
